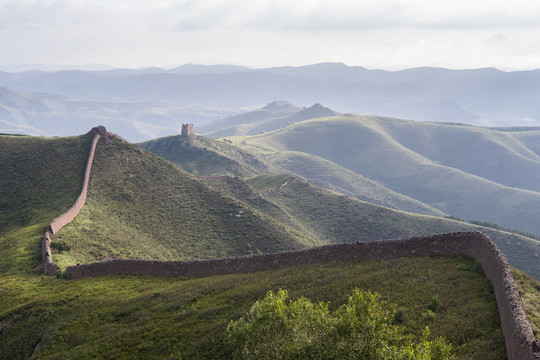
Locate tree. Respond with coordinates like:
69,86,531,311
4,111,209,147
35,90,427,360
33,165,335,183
226,289,454,360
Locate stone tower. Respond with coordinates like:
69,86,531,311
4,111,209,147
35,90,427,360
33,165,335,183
181,123,194,136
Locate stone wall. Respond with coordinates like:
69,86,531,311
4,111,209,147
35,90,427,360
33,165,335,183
65,232,540,359
35,126,105,276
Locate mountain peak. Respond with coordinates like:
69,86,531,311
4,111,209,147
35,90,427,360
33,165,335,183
263,100,301,112
293,103,340,120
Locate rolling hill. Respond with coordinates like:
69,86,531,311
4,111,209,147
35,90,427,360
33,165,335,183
139,134,284,178
139,134,445,216
52,135,312,269
233,115,540,238
3,63,540,142
137,131,540,279
1,131,540,358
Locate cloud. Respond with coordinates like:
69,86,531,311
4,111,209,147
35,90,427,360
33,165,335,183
156,0,540,32
1,0,540,69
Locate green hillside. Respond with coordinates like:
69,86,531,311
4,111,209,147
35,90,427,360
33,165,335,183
376,120,540,192
273,151,445,216
1,133,540,358
1,254,506,359
139,134,283,177
53,136,311,269
0,135,91,235
203,174,540,279
139,134,445,216
232,116,540,236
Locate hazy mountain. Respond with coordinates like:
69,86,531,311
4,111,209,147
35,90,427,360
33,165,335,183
234,115,540,237
0,87,239,142
1,63,540,140
198,100,302,136
199,101,339,137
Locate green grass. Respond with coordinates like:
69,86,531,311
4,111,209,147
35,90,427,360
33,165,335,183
53,137,311,268
512,268,540,338
272,151,445,216
231,116,540,237
139,135,283,178
0,255,506,359
2,132,540,359
0,135,91,236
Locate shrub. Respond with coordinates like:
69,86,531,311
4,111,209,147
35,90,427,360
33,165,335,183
50,240,71,253
423,310,437,324
393,308,405,324
226,289,454,359
428,296,440,312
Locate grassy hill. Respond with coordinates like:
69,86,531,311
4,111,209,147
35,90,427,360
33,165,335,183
272,151,445,216
232,116,540,237
0,135,91,235
2,133,540,358
201,174,540,280
139,134,445,216
1,253,507,359
53,136,311,269
139,134,284,177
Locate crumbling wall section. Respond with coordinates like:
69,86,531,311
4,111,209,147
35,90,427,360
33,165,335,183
65,232,540,359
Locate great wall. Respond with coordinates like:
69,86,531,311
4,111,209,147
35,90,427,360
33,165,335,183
34,126,107,276
37,127,540,359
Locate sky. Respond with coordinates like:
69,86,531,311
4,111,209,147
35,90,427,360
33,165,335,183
1,0,540,71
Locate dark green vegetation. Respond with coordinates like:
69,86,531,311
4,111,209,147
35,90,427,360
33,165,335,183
1,255,505,359
0,135,91,236
139,134,283,178
227,289,454,359
54,136,310,269
141,134,444,216
0,133,539,359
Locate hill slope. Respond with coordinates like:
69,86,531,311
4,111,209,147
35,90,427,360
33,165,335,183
53,136,311,268
139,134,444,216
139,134,284,177
208,174,539,279
234,116,540,236
1,132,540,359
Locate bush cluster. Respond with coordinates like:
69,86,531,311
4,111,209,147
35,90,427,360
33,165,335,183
227,289,454,359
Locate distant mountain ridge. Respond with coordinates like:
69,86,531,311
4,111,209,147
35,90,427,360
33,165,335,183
1,62,540,141
199,101,339,136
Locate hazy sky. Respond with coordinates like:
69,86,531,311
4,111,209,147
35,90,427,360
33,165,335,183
2,0,540,70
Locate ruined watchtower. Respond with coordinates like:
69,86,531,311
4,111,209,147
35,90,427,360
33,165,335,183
181,123,194,136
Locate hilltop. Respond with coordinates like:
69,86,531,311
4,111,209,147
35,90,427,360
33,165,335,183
2,131,540,358
198,102,339,137
232,115,540,238
139,134,284,178
139,134,445,216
